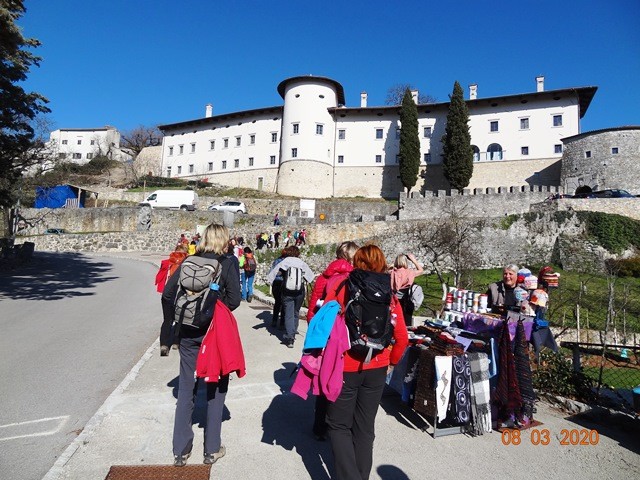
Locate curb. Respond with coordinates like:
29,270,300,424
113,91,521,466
42,339,160,480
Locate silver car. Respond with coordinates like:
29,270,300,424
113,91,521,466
208,200,247,214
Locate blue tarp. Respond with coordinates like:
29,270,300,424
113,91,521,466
35,185,84,208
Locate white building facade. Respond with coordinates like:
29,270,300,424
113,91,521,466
158,76,597,198
47,127,130,164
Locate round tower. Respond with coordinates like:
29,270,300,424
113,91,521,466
276,76,345,198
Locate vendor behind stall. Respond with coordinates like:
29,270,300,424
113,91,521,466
486,264,519,313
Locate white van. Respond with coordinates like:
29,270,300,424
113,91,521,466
140,190,198,211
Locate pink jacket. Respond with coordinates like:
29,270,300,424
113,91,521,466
196,300,246,382
291,313,350,402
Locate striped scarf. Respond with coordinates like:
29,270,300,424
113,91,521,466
468,352,492,435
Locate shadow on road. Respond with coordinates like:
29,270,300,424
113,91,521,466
566,408,640,455
0,252,117,301
261,362,333,479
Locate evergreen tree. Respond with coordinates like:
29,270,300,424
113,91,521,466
399,88,420,194
0,1,50,213
442,81,473,192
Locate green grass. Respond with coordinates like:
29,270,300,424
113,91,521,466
583,366,640,389
255,284,271,296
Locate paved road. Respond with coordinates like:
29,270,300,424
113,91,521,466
0,253,161,480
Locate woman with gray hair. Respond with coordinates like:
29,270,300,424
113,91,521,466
486,264,519,313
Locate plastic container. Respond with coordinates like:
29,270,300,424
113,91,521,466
633,386,640,414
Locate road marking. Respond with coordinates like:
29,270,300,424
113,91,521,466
0,415,69,441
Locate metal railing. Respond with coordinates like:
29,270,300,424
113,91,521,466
473,150,507,162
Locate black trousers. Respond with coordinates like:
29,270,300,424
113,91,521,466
326,367,387,480
173,335,229,456
271,280,284,326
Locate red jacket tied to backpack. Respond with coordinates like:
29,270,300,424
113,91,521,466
307,258,353,323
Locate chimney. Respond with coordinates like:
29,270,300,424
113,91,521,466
536,76,545,92
411,89,419,104
469,84,477,100
205,104,213,118
360,92,367,108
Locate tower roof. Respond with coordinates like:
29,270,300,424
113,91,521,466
277,75,346,105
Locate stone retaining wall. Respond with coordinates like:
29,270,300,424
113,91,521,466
16,212,590,274
398,185,560,220
91,190,397,218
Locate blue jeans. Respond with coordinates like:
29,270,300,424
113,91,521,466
241,271,255,300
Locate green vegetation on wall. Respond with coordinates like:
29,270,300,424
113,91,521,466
577,211,640,254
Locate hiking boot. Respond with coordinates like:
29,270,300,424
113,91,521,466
203,445,226,464
160,346,169,357
173,452,191,467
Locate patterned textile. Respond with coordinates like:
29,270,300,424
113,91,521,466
434,356,453,422
468,352,492,435
514,319,536,426
494,321,522,425
451,355,472,424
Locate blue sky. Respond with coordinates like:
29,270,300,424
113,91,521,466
19,0,640,134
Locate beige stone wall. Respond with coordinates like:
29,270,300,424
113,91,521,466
276,160,333,197
554,198,640,220
420,158,562,191
203,168,280,193
332,166,403,198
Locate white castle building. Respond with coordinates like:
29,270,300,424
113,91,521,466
158,75,597,198
47,126,130,164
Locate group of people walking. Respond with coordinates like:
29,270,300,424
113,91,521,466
158,222,424,479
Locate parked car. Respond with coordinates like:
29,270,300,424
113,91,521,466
573,189,635,199
591,189,635,198
208,201,247,214
45,228,67,234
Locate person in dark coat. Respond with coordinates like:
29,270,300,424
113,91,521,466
161,223,240,467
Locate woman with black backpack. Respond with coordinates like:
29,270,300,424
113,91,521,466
322,244,408,480
161,223,241,467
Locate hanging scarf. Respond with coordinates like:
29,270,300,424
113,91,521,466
514,319,536,426
468,352,492,435
451,355,472,424
494,321,522,425
434,356,453,423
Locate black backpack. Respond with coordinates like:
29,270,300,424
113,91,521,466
344,269,394,363
396,285,415,326
174,256,222,330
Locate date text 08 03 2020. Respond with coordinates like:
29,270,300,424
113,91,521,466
501,428,600,446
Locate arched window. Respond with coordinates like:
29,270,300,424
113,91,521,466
472,145,480,162
487,143,503,160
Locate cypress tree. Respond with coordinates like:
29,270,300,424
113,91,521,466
442,81,473,192
399,88,420,194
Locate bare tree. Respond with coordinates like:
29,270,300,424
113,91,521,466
119,126,163,183
409,201,483,314
385,84,437,105
120,125,162,160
